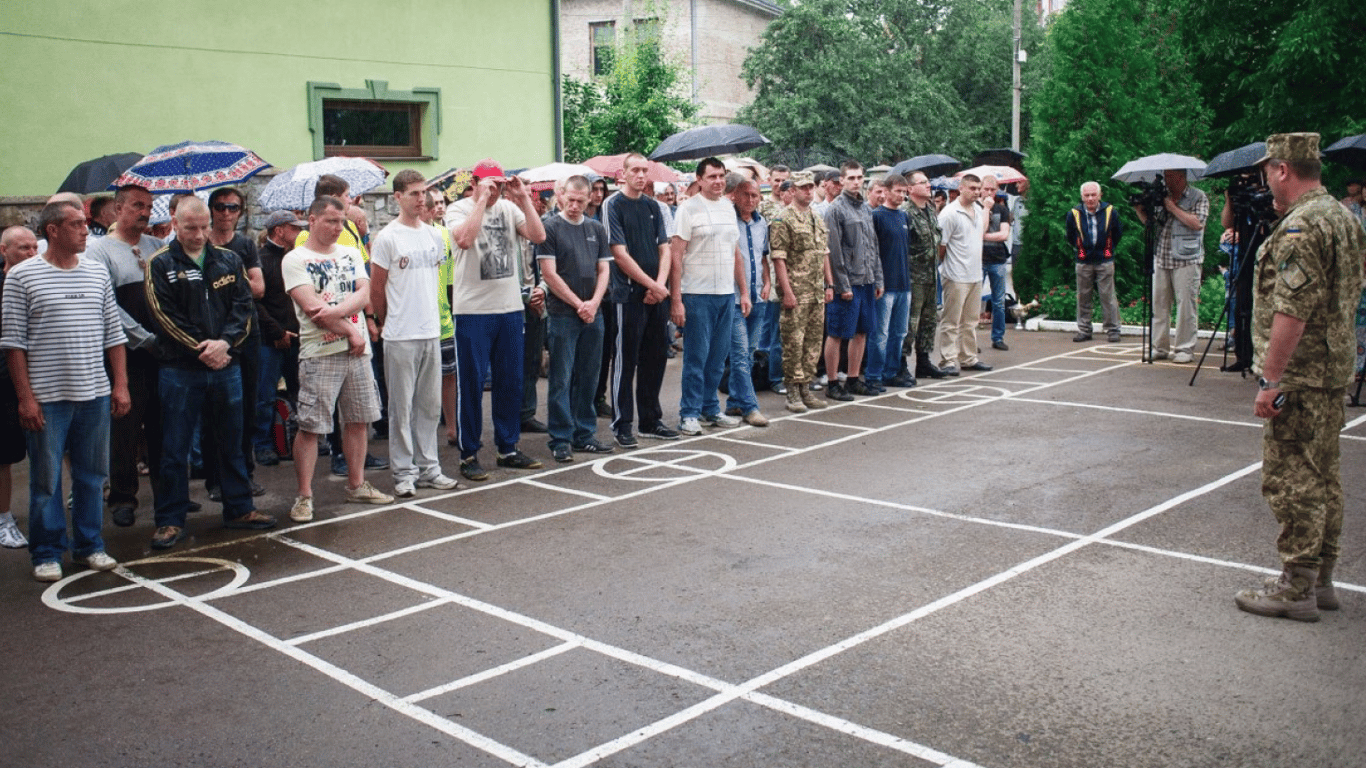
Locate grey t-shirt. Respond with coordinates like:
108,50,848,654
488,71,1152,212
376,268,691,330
537,212,611,316
83,232,165,350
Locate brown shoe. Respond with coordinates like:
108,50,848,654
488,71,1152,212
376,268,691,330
799,383,828,409
1236,566,1320,622
785,386,807,413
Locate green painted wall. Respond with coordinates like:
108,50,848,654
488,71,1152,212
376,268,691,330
0,1,556,196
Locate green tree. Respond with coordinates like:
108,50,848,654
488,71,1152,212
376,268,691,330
561,32,697,161
1019,0,1211,303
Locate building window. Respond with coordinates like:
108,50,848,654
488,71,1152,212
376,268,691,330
591,21,615,77
322,100,422,158
306,80,442,161
632,17,660,46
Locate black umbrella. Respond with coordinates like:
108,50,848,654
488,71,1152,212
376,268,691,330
1200,142,1266,179
1323,134,1366,171
57,152,144,194
649,124,770,163
889,154,963,179
972,147,1027,169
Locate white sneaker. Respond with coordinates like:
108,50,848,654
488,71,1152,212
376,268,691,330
1172,351,1193,364
33,561,62,582
701,413,741,428
346,480,395,504
0,519,27,548
77,551,118,571
289,496,314,522
394,479,416,498
416,474,459,491
679,417,703,436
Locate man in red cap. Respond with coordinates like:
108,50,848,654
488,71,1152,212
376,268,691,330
443,160,547,481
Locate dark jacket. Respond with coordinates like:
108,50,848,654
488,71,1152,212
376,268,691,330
145,239,254,370
1065,201,1124,264
255,238,300,344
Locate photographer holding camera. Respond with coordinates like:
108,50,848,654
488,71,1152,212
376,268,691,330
1134,169,1209,363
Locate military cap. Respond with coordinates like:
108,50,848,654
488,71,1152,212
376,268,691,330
790,170,816,187
1258,132,1322,164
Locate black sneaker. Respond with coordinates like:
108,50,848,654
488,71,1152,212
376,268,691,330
889,373,917,388
826,382,854,401
521,418,548,434
640,424,681,440
991,340,1009,351
496,450,543,470
111,505,135,527
847,379,873,396
595,398,613,419
460,457,489,482
552,443,574,463
364,454,389,470
573,439,614,454
255,448,280,467
331,456,349,476
614,430,639,449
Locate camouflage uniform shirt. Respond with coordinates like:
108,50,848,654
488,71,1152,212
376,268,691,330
1252,186,1366,389
769,205,829,305
904,200,941,285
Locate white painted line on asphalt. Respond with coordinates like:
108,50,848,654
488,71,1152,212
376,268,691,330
61,565,230,603
745,691,988,768
849,401,936,414
402,503,495,529
111,561,551,767
518,478,611,501
222,563,349,596
795,417,873,431
1017,366,1097,373
403,642,580,703
285,597,454,646
1010,397,1263,428
709,435,801,453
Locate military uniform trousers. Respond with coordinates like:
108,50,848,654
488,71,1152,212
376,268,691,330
1262,387,1345,567
905,280,938,359
780,300,825,385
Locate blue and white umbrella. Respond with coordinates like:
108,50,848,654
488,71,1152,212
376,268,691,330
257,156,389,211
111,140,271,194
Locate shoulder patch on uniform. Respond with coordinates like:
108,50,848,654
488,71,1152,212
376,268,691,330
1278,261,1309,291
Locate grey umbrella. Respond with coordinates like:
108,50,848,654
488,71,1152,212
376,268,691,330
1112,153,1206,184
1200,142,1267,179
1323,134,1366,171
649,124,770,163
889,154,963,179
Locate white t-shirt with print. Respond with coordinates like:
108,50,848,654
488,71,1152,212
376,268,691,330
281,244,369,360
370,219,445,341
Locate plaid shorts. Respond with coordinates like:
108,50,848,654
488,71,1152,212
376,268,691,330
297,352,382,434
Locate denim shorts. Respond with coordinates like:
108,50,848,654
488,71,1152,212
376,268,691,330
825,283,876,339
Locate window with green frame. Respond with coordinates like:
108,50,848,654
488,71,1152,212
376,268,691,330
306,81,441,161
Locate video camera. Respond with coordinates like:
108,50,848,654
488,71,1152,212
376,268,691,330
1127,174,1167,215
1228,173,1276,223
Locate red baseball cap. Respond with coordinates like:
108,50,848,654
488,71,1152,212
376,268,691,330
471,159,504,179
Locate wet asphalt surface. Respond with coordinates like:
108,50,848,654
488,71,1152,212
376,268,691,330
3,329,1364,768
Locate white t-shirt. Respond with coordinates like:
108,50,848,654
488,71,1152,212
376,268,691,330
443,197,527,315
281,244,369,360
674,194,739,295
937,200,984,283
370,219,445,340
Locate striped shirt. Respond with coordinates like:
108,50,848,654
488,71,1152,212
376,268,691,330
0,255,125,402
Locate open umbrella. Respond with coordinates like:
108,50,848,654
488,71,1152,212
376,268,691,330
648,124,769,163
257,156,388,211
58,153,144,194
1112,153,1205,184
517,162,598,185
1323,134,1366,171
1200,143,1267,179
802,163,838,174
890,154,963,179
724,157,769,179
930,176,960,191
956,164,1027,184
148,190,210,226
111,140,270,194
583,153,679,184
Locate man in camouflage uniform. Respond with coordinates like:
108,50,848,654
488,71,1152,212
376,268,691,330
1235,132,1365,623
770,171,832,413
902,171,947,381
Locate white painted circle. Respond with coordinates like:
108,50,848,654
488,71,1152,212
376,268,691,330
591,449,738,482
899,383,1011,405
43,557,250,615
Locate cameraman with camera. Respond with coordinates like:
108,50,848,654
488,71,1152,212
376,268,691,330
1134,170,1209,363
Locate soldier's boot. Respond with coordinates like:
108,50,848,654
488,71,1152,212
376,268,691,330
799,383,828,409
916,352,948,379
1235,565,1320,622
1315,557,1340,611
785,384,808,414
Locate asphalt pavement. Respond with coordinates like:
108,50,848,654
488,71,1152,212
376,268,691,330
3,329,1363,768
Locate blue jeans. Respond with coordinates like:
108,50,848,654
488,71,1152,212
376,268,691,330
157,366,254,528
868,289,911,384
546,312,604,448
726,303,765,414
253,343,297,453
26,397,110,566
755,301,784,387
679,294,733,420
983,262,1008,343
454,311,524,458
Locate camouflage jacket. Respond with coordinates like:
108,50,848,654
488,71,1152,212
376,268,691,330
904,200,941,285
769,205,829,305
1252,187,1366,389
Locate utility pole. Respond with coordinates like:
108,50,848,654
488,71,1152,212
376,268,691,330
1012,0,1023,151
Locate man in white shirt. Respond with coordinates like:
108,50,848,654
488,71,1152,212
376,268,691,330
935,174,994,375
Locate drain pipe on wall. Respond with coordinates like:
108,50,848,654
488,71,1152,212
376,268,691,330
552,0,564,161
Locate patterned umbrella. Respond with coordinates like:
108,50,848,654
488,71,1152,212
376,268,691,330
583,153,680,183
110,140,271,194
257,156,388,211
